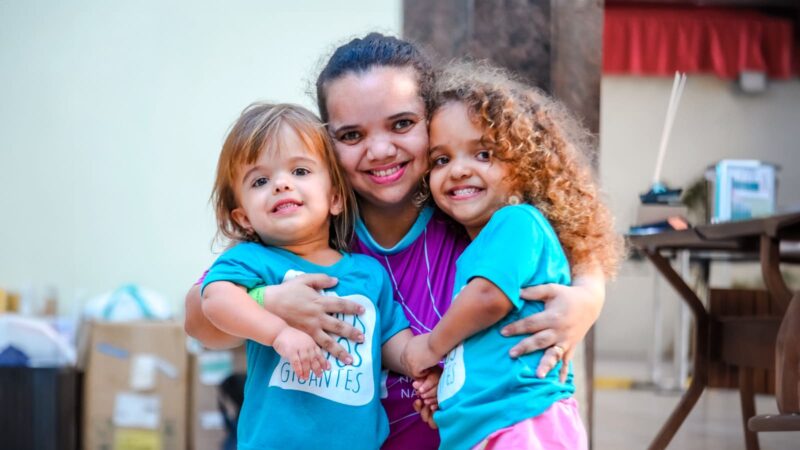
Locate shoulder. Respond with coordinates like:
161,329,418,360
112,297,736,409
347,253,392,289
211,242,287,273
217,241,274,261
474,205,561,252
491,205,553,233
349,253,386,275
493,204,540,220
485,204,538,231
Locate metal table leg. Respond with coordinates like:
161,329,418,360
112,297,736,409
645,251,710,450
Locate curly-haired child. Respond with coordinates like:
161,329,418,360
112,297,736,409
402,63,623,450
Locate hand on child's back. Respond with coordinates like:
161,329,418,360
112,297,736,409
259,273,365,366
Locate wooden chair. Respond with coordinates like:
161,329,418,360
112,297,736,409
748,292,800,433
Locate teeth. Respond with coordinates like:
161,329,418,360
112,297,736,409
370,165,401,177
276,202,299,211
452,188,479,196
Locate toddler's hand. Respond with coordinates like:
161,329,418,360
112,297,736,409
402,333,441,378
413,365,441,409
273,327,330,380
413,398,438,430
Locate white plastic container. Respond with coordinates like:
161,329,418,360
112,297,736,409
706,160,777,223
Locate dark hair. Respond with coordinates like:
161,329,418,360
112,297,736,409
315,32,435,122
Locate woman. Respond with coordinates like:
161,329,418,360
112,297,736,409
185,33,608,450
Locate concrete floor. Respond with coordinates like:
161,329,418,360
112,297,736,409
593,359,798,450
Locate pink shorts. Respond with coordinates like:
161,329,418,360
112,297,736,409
471,398,587,450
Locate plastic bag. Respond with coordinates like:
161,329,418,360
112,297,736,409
82,284,173,322
0,315,77,366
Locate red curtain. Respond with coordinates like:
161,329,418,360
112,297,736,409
604,6,796,79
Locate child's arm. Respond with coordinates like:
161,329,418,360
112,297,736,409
403,277,512,377
381,329,415,375
382,329,442,412
202,281,330,379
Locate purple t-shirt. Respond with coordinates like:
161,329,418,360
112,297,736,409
352,206,468,450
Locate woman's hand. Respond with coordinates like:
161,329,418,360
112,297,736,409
261,273,366,366
500,279,604,381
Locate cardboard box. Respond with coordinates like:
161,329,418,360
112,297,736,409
82,321,188,450
188,347,246,450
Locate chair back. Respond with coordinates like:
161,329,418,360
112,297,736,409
776,292,799,414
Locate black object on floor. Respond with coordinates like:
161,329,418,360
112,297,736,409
218,372,246,450
0,366,79,450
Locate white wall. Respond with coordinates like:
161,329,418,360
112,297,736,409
0,1,401,314
2,2,798,357
597,75,800,358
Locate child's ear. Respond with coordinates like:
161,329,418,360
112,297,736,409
231,208,253,234
330,191,344,216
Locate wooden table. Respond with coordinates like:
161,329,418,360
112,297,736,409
628,211,800,450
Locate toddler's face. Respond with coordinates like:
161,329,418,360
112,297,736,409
232,126,342,247
428,101,512,239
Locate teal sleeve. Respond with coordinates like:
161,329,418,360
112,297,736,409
200,242,265,295
459,206,543,310
375,266,410,344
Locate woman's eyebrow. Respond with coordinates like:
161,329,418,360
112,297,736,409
330,111,422,135
329,123,357,135
386,111,421,121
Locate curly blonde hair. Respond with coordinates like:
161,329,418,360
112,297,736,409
211,103,357,251
429,62,623,278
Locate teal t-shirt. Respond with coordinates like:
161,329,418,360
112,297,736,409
201,243,409,450
434,205,575,450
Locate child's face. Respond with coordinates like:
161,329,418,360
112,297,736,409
232,126,342,247
428,101,512,239
324,66,429,212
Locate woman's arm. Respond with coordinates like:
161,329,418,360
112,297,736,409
185,285,244,349
184,273,367,363
500,264,605,380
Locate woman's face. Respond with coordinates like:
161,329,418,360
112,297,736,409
324,66,429,211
